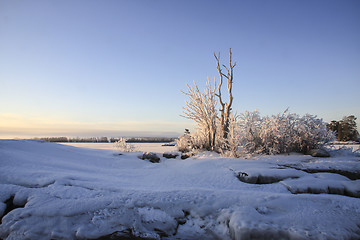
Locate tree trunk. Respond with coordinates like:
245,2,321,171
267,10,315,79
214,48,236,140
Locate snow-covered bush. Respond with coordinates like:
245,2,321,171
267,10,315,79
180,109,335,156
176,133,192,153
237,110,335,155
114,138,136,152
176,127,215,153
294,113,335,153
237,110,263,154
219,114,242,157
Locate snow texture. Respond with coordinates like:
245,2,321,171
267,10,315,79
0,140,359,240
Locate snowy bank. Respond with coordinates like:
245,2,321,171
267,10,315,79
0,140,359,239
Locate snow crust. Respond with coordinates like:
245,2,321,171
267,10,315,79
0,140,359,239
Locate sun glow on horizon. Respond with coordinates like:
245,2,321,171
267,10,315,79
0,113,189,139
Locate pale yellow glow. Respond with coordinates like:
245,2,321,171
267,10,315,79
0,113,190,138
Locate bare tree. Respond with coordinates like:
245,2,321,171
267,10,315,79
214,48,236,139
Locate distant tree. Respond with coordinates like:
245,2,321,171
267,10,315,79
97,137,109,143
329,115,359,141
110,137,120,143
35,137,68,142
126,137,176,143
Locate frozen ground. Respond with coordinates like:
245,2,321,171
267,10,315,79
0,140,359,240
59,142,177,154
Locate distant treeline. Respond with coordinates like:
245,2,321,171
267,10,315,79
125,137,176,143
34,137,176,143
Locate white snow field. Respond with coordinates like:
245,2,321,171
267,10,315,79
0,140,359,240
59,142,177,154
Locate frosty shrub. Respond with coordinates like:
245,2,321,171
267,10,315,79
219,114,242,157
237,110,335,155
179,109,335,156
176,133,192,153
114,138,136,152
178,118,241,156
237,110,263,154
176,127,213,153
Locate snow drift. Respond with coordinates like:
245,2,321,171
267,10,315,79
0,140,359,239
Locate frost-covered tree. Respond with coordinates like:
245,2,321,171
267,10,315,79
181,79,218,150
181,49,236,151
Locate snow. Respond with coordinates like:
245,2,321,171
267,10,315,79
0,140,360,239
59,142,177,154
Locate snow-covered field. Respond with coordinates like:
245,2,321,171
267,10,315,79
326,142,360,153
59,142,177,154
0,140,359,240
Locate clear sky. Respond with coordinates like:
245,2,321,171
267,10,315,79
1,0,359,138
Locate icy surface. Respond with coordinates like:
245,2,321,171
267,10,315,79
0,140,359,239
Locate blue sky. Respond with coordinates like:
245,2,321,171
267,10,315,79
0,0,359,138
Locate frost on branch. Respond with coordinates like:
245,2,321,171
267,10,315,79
219,113,242,157
180,49,236,152
237,110,335,155
181,79,218,151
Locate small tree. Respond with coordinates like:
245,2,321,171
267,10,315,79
176,129,192,153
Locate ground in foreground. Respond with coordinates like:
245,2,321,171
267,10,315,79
0,140,359,240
